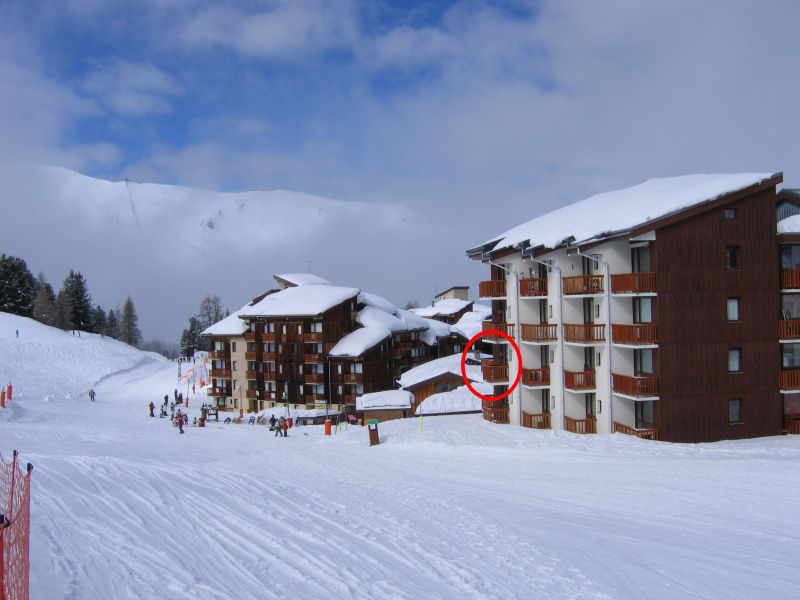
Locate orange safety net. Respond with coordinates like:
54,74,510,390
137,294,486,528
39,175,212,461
0,451,32,600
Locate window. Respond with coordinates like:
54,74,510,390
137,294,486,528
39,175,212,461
231,342,237,352
633,298,652,323
727,298,740,321
724,207,737,220
631,245,651,273
267,322,275,333
311,322,322,333
232,361,237,371
725,246,739,270
729,399,742,423
780,245,800,269
634,349,654,375
728,349,741,373
782,344,800,368
353,363,363,373
232,380,238,390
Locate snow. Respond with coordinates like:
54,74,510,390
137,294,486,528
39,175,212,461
200,305,249,336
416,383,491,415
357,292,398,315
420,316,452,341
356,390,413,411
239,285,359,317
480,173,779,252
328,325,390,357
274,273,331,287
411,298,472,318
356,306,407,332
777,214,800,234
1,311,799,599
398,353,483,389
450,308,489,340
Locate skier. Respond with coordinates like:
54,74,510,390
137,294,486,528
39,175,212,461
15,329,19,338
149,401,155,417
160,406,167,418
177,411,185,434
275,416,284,437
268,414,277,431
281,416,289,438
88,389,96,402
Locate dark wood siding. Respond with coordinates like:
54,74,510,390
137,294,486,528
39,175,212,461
655,185,781,442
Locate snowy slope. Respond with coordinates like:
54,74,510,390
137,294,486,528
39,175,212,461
1,312,799,599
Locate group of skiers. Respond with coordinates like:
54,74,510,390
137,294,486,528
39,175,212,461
268,414,290,437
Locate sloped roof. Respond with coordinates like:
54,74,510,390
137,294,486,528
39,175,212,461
239,285,359,317
411,298,473,318
329,326,391,358
398,353,484,389
471,173,780,256
356,389,413,411
274,273,331,287
201,306,249,336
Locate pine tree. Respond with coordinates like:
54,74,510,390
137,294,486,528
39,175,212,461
32,283,58,326
180,317,202,358
55,289,72,330
105,309,120,339
90,305,107,334
0,254,36,316
61,270,93,331
119,296,141,347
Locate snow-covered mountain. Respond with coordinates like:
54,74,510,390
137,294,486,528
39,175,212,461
0,163,446,341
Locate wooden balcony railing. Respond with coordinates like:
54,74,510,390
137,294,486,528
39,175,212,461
564,370,595,390
482,321,515,341
341,394,357,404
520,323,558,343
522,411,551,429
565,416,596,434
786,418,800,435
781,269,800,289
209,350,227,359
614,421,659,440
779,320,800,340
612,374,659,397
245,370,258,380
343,373,363,384
244,332,257,341
612,324,657,345
483,405,509,424
479,280,507,298
245,389,259,399
208,387,229,396
519,278,548,297
780,370,800,390
262,332,276,342
210,369,232,379
304,332,323,342
244,351,259,360
482,364,509,382
521,368,550,386
563,323,606,343
262,352,276,362
610,272,656,294
305,373,326,384
304,353,324,363
562,275,604,295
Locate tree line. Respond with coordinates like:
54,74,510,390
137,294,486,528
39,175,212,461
0,253,141,347
180,294,227,357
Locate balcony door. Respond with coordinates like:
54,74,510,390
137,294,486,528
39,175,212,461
583,298,594,324
540,390,550,414
540,346,549,369
585,393,596,418
581,256,596,275
633,298,653,323
635,400,654,428
634,349,654,376
631,245,651,272
583,347,595,372
538,299,548,324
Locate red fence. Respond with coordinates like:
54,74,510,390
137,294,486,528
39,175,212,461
0,451,32,600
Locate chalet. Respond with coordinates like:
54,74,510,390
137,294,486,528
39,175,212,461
467,172,785,443
397,353,484,415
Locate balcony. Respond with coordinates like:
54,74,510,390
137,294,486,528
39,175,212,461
565,416,596,434
210,369,232,379
781,269,800,290
207,387,229,397
244,351,259,360
786,418,800,435
305,373,326,384
612,374,659,398
614,421,659,440
481,359,509,383
245,370,258,380
522,411,551,429
343,373,363,384
563,323,606,343
482,321,515,341
482,405,509,424
564,370,595,390
262,332,276,342
779,319,800,341
610,272,656,295
521,368,550,387
341,394,357,404
261,352,276,362
612,324,658,346
244,332,257,341
520,323,558,343
208,350,227,359
563,275,603,295
479,280,507,298
392,347,412,360
304,332,323,342
305,353,325,363
780,370,800,391
245,389,260,399
519,278,547,297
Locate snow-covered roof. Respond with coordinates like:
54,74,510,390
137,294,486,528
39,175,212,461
475,173,779,254
356,389,413,411
274,273,331,287
357,306,407,332
416,383,492,415
358,292,398,315
201,306,249,336
329,325,391,358
239,285,359,318
398,353,484,389
451,308,490,340
396,309,429,332
420,317,452,346
778,214,800,234
411,298,473,318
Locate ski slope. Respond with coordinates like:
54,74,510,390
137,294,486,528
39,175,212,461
0,312,798,599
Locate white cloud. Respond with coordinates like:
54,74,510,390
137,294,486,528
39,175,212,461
81,60,181,116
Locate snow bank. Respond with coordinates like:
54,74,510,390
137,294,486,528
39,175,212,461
356,389,413,411
778,214,800,234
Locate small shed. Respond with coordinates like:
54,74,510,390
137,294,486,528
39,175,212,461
355,390,414,424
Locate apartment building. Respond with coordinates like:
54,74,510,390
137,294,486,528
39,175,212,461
467,173,784,443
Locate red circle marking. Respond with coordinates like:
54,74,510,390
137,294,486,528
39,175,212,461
460,329,522,402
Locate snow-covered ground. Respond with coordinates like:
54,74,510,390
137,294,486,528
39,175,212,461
1,313,798,599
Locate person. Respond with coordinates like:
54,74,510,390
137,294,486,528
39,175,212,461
269,414,277,431
275,416,284,437
149,401,155,417
177,411,185,434
160,406,167,418
281,416,289,438
192,417,197,426
173,388,178,401
164,394,169,406
88,389,96,402
15,329,19,338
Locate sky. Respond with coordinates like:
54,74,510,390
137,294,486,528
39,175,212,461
2,0,800,341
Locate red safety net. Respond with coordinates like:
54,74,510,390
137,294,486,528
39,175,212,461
0,451,32,600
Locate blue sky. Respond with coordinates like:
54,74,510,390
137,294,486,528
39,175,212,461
2,0,800,338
